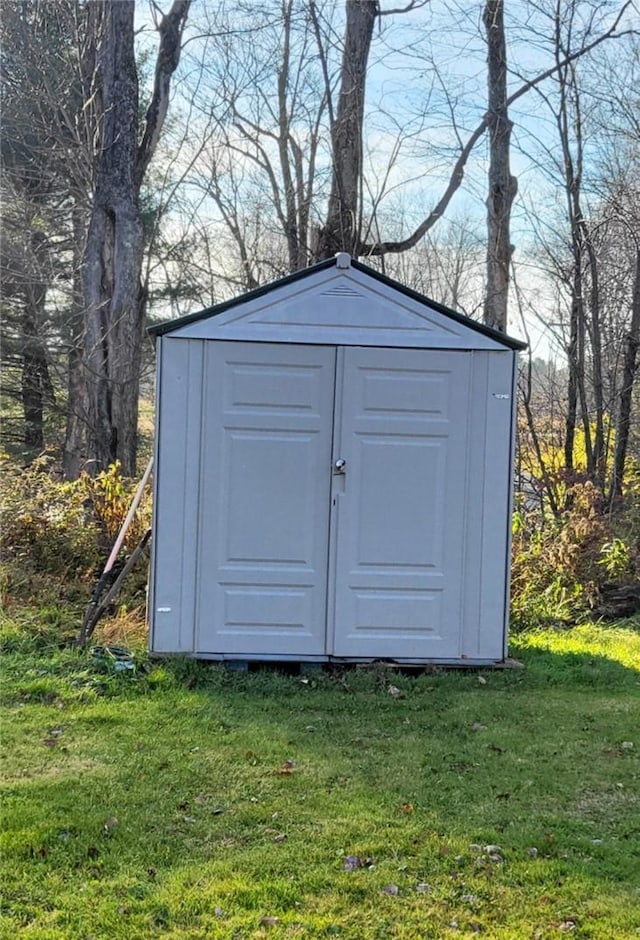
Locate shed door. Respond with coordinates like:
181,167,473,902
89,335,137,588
330,347,470,659
196,342,335,656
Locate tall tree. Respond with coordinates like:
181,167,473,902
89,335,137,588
0,1,77,458
80,0,190,476
314,0,378,259
483,0,516,332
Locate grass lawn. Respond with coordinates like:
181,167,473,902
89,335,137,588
1,622,639,939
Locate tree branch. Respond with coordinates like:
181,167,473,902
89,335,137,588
137,0,191,187
361,2,634,256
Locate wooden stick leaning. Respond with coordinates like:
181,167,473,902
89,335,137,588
78,458,153,647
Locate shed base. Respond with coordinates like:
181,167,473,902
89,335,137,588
150,651,523,670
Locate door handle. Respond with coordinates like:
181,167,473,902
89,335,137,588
333,458,346,475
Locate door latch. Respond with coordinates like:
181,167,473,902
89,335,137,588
333,458,346,474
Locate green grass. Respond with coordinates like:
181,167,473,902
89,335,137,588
1,621,639,939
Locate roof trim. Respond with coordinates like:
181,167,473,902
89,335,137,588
148,255,527,351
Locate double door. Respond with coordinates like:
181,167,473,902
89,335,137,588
196,342,470,660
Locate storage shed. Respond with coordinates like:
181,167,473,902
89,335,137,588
149,254,526,665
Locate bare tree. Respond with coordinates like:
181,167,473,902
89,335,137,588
483,0,517,332
80,0,190,475
314,0,378,259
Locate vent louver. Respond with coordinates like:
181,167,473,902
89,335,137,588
321,285,363,298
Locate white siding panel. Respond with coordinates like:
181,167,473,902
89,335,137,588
150,338,203,652
479,352,515,659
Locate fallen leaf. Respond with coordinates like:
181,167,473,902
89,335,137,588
277,759,296,775
401,802,414,814
387,684,402,697
382,884,399,895
477,675,487,685
472,722,487,732
483,844,502,854
43,737,58,748
260,917,280,927
621,741,634,749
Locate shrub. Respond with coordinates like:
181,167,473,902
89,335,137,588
0,456,151,618
511,481,640,630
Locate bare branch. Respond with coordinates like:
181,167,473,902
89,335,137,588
137,0,191,185
361,1,635,256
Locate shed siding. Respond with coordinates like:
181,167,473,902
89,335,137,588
151,338,204,652
478,351,516,659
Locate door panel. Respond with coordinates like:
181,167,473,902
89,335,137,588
196,343,335,655
331,347,470,659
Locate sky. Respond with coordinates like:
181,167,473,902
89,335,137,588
135,0,639,359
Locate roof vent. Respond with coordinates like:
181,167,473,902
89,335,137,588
321,285,363,298
335,252,351,269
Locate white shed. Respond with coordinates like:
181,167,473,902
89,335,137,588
148,254,525,665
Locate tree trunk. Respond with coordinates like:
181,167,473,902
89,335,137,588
63,205,90,479
483,0,517,332
316,0,378,260
21,229,53,456
609,249,640,502
82,0,144,475
80,0,189,477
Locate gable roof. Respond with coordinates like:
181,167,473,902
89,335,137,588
149,254,527,351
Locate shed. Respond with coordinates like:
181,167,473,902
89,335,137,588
148,254,525,665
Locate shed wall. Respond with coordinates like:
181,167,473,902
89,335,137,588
150,336,517,663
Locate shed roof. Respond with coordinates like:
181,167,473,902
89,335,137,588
149,254,527,351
